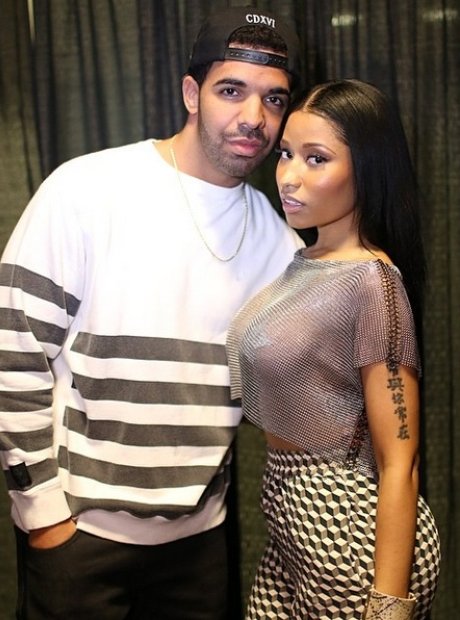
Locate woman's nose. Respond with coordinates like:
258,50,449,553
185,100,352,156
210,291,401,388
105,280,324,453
277,162,302,191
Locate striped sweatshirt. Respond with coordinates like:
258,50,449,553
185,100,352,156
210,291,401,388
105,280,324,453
0,139,303,544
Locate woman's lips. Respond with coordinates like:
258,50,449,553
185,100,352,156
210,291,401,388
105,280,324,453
281,197,304,214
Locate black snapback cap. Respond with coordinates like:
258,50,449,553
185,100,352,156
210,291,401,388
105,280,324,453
188,7,300,82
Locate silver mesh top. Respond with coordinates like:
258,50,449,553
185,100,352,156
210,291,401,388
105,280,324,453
226,250,420,478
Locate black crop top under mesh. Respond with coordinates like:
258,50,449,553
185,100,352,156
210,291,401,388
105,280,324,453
226,251,420,478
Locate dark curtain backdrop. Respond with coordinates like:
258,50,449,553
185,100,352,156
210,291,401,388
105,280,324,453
0,1,458,618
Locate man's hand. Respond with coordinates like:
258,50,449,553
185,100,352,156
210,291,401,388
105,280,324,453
28,518,77,549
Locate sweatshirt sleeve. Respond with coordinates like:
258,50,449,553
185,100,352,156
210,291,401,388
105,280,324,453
0,165,84,530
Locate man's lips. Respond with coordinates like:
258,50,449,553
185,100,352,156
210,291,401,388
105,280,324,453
227,138,265,157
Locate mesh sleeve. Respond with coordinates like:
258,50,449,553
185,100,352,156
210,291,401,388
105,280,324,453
353,261,420,374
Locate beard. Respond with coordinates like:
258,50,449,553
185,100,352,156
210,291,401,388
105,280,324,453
197,114,271,180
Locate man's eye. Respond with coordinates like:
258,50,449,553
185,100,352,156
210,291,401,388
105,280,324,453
266,95,286,108
222,87,238,96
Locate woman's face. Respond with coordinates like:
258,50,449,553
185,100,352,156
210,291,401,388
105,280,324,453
276,110,356,235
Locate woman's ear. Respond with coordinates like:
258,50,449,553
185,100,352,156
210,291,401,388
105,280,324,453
182,75,200,115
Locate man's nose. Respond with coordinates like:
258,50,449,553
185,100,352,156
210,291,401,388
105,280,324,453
239,96,265,130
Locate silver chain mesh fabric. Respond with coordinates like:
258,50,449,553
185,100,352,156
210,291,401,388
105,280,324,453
226,252,420,479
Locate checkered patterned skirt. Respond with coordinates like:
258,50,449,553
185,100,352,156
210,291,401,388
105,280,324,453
247,448,441,620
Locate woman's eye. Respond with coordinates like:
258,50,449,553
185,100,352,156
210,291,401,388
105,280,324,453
307,154,327,165
275,147,292,160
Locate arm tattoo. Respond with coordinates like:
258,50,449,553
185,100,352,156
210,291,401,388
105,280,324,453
387,372,410,440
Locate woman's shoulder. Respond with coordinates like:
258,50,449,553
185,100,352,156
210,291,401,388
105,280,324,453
355,259,407,304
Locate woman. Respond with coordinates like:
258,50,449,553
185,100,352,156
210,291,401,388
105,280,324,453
226,79,440,619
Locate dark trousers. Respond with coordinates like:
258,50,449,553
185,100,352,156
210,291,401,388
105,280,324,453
15,524,228,620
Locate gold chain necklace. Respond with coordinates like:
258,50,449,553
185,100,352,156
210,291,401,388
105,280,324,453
169,136,249,262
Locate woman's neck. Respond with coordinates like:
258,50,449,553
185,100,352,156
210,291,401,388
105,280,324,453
303,238,391,264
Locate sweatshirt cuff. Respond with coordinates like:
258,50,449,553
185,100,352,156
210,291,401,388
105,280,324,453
10,484,72,531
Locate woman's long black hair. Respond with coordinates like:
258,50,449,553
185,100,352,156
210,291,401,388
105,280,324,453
294,79,426,347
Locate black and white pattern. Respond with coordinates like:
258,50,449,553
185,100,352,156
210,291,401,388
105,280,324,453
247,449,441,620
0,139,302,544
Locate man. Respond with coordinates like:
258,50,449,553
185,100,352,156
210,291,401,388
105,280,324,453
0,7,303,619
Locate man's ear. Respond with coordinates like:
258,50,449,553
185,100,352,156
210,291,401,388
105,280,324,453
182,75,200,115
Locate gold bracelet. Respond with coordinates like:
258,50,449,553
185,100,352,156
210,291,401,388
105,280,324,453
361,587,416,620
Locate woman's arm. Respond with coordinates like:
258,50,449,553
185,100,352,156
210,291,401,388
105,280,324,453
361,361,419,598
